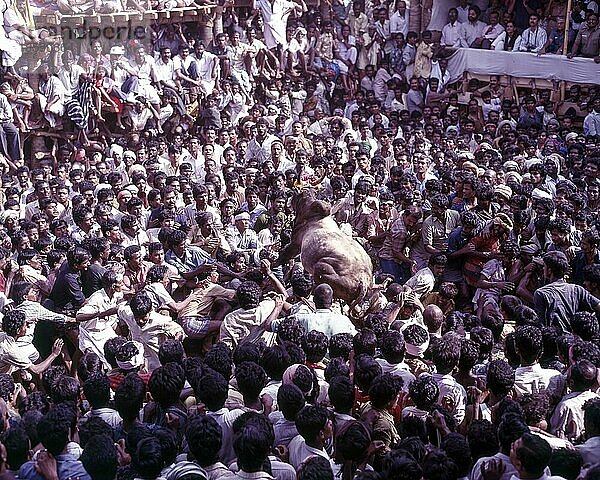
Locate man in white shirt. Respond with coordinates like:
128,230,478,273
577,397,600,467
430,333,467,424
460,6,487,48
288,405,334,470
191,42,219,96
507,433,561,480
441,8,463,47
56,50,85,101
513,325,562,397
152,47,187,118
470,414,529,480
219,280,282,349
195,369,245,466
479,11,505,49
124,45,161,107
117,292,184,372
246,118,279,163
76,270,124,369
549,360,599,442
405,254,447,300
376,330,415,392
390,0,409,37
272,284,357,338
517,13,548,53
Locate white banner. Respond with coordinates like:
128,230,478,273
446,48,600,85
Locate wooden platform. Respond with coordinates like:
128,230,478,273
35,6,216,27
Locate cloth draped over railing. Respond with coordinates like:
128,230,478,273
446,48,600,85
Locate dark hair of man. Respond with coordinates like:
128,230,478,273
441,433,472,478
194,369,228,411
260,345,291,381
329,333,353,361
290,271,314,297
38,404,76,456
235,362,267,401
186,415,222,467
467,420,499,461
148,363,185,408
517,393,549,427
1,427,30,470
498,413,529,454
470,326,494,358
233,343,261,366
17,391,49,418
514,433,552,477
328,375,355,414
237,281,262,310
114,373,146,423
486,359,515,396
1,310,25,338
324,358,350,382
570,359,598,391
295,405,329,444
204,343,233,380
572,312,600,342
67,247,91,268
354,354,382,392
422,448,458,480
571,340,600,367
312,284,333,309
232,413,274,473
429,334,461,374
50,377,80,405
78,417,113,449
134,437,164,479
80,434,119,480
548,448,583,480
146,264,168,284
297,455,334,480
302,330,328,364
277,383,306,421
83,373,111,410
542,251,570,279
458,338,480,372
353,329,377,356
131,293,153,318
158,339,185,366
514,325,544,365
369,373,403,410
276,317,306,344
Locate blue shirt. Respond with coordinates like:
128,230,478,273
19,454,91,480
571,250,600,285
165,245,213,274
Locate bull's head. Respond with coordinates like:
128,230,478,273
292,189,331,224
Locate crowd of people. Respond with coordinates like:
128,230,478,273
0,0,598,479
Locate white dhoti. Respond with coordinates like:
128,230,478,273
37,92,65,127
79,325,117,369
0,34,21,67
